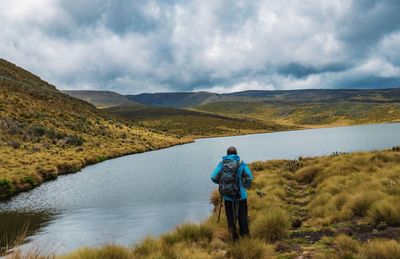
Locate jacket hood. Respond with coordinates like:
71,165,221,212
222,154,240,161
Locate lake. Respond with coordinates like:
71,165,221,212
1,123,400,254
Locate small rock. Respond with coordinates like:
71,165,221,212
292,219,302,229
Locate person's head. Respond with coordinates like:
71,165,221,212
227,146,237,155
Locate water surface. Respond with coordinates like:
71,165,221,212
1,123,400,254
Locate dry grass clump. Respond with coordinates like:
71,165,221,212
132,236,161,258
368,197,400,226
209,189,221,209
300,150,400,226
228,238,275,259
360,239,400,259
316,237,400,259
59,244,132,259
170,223,213,244
335,234,360,258
344,191,383,217
5,249,49,259
251,207,290,242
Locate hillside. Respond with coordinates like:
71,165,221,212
225,88,400,103
64,87,400,137
126,91,217,107
104,104,294,138
0,59,188,199
62,90,136,108
17,148,400,258
126,88,400,107
194,101,400,128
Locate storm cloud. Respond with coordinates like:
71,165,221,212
1,0,400,93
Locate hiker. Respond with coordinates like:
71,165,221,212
211,146,253,240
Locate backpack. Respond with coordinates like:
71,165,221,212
218,159,242,199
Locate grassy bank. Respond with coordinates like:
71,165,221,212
102,97,400,139
194,101,400,129
103,104,296,139
6,147,400,258
0,59,191,200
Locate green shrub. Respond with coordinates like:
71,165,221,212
369,198,400,226
252,207,290,242
0,178,14,197
229,238,275,259
0,178,12,189
29,124,47,137
360,239,400,259
22,175,38,187
65,135,84,146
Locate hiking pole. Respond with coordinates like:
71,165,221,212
217,195,223,223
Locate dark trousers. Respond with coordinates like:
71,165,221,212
224,198,249,240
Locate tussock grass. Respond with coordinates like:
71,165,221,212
59,245,132,259
251,207,290,242
209,189,221,210
360,239,400,259
316,236,400,259
162,223,213,245
344,191,382,217
6,148,400,258
5,249,48,259
368,198,400,226
295,165,321,184
300,150,400,226
132,236,161,258
229,238,275,259
335,234,360,258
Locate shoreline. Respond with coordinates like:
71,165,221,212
0,138,194,201
193,120,400,141
1,120,399,201
7,147,400,258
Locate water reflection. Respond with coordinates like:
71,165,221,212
0,210,56,254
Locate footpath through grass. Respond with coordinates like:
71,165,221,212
6,147,400,258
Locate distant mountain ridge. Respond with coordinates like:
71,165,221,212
63,90,136,108
126,88,400,107
65,88,400,109
126,91,217,108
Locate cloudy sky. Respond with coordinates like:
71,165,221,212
1,0,400,94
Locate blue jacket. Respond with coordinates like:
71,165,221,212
211,154,253,201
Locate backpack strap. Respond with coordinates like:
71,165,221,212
238,160,243,174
